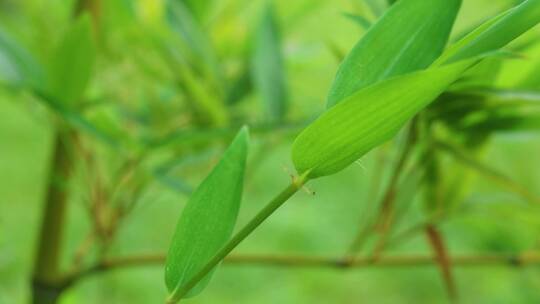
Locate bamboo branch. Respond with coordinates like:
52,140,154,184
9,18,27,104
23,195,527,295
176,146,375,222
346,122,417,259
32,127,74,304
63,251,540,289
435,140,540,205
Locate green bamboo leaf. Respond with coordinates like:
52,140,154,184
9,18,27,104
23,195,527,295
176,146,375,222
48,14,96,106
166,0,223,92
165,127,249,297
251,4,288,121
33,91,120,148
0,27,44,89
342,13,372,30
436,0,540,64
461,113,540,134
326,0,461,107
225,66,252,105
179,0,214,22
292,60,474,179
363,0,387,17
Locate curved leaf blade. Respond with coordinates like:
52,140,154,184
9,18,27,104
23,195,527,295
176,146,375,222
251,4,288,121
437,0,540,64
165,127,249,297
292,60,474,178
0,27,44,89
48,14,96,106
326,0,461,107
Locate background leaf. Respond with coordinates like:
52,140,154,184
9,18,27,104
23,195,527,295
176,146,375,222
166,0,223,91
437,0,540,64
251,3,288,121
178,0,215,23
48,14,96,106
165,127,249,297
326,0,461,107
0,27,44,89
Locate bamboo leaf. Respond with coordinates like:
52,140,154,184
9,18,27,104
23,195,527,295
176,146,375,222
166,0,223,92
326,0,461,107
33,90,120,148
225,66,252,105
292,60,475,179
0,27,44,89
178,0,215,22
251,4,288,121
461,113,540,134
48,14,96,106
165,127,249,297
436,0,540,64
342,13,372,30
363,0,387,17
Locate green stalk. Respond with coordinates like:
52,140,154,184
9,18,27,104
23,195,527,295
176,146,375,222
32,126,73,304
166,173,310,303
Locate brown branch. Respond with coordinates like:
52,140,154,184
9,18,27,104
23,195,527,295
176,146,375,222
61,251,540,290
425,225,457,301
347,121,418,258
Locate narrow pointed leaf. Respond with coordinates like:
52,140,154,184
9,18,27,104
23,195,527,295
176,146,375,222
342,13,372,30
32,91,119,148
0,27,44,89
251,4,288,121
437,0,540,64
165,127,249,297
167,0,223,91
326,0,461,107
461,113,540,134
180,0,215,22
292,60,474,178
48,14,96,106
364,0,387,17
225,66,252,105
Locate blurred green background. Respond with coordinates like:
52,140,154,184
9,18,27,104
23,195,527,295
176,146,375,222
1,0,540,303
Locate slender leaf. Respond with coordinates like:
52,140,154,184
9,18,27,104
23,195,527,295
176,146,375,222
179,0,215,22
363,0,386,17
342,13,372,30
165,127,249,297
33,90,120,148
48,14,96,106
326,0,461,107
251,4,288,121
461,113,540,133
437,0,540,64
0,27,44,89
225,66,252,105
166,0,223,92
292,60,475,178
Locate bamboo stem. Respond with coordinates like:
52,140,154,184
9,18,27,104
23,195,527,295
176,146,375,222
32,127,73,304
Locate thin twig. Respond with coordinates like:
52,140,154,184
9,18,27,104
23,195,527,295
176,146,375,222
347,122,417,259
435,140,540,205
63,251,540,289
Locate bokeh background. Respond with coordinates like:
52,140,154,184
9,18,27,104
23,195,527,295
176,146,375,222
1,0,540,303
